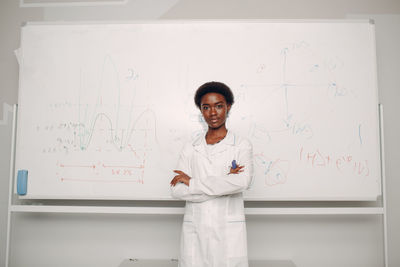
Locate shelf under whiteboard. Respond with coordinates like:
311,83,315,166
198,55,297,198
10,205,384,215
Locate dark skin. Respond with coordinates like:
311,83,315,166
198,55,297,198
170,92,244,187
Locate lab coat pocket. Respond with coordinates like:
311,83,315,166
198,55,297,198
226,217,247,258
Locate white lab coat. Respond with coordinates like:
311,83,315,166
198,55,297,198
171,131,254,267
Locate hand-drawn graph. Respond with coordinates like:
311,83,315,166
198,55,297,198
37,55,158,185
238,41,358,187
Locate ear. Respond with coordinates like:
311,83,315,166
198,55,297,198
227,104,231,113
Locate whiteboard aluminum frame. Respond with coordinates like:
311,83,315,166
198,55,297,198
5,104,17,267
17,19,381,201
379,103,388,267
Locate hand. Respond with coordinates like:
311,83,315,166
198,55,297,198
170,170,191,187
229,165,244,174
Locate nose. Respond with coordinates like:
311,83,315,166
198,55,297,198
210,107,217,115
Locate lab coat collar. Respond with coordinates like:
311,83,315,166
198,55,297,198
192,130,235,156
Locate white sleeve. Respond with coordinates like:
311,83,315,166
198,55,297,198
170,143,216,202
188,139,254,196
171,183,217,202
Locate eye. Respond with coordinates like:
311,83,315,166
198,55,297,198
217,104,224,109
202,106,209,110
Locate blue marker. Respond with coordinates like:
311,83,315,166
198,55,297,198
232,160,237,169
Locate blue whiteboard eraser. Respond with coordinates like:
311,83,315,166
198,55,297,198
17,170,28,195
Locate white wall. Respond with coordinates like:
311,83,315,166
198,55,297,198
1,0,399,267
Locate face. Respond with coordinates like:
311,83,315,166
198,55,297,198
200,92,231,130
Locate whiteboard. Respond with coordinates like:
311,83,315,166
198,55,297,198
15,21,382,200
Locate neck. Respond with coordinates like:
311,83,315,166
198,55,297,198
206,125,227,144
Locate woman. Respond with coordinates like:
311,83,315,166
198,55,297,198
170,81,254,267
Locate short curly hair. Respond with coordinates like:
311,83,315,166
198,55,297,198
194,81,234,109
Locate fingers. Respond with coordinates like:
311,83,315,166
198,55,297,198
238,166,245,172
171,170,183,186
229,165,245,174
170,171,189,186
170,176,190,186
170,175,179,186
170,178,179,186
